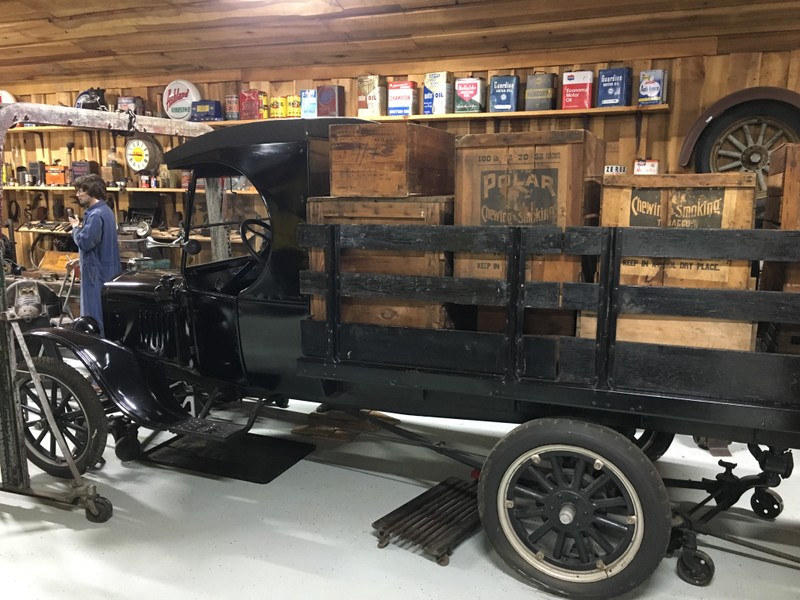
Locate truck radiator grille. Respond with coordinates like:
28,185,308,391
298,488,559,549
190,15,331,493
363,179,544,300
138,307,178,358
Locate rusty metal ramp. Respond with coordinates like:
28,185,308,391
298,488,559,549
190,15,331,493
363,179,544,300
372,476,481,566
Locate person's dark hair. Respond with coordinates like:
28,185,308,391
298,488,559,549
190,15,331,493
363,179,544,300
74,173,106,200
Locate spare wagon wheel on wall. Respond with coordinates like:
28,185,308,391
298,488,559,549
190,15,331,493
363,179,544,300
682,88,800,203
695,101,800,194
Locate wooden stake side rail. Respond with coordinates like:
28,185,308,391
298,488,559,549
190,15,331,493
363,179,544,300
298,224,800,444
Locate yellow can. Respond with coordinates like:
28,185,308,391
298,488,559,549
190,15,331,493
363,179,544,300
287,95,301,118
269,96,287,118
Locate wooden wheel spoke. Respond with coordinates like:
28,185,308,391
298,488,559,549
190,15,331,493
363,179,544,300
586,525,616,555
571,459,587,490
526,521,555,545
581,472,610,497
592,496,628,510
525,463,555,492
553,529,567,560
549,456,567,488
572,532,592,564
594,514,630,533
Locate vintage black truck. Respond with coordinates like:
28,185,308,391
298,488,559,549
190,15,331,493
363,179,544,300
16,117,800,600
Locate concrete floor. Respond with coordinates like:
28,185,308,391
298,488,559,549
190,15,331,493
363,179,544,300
1,400,799,600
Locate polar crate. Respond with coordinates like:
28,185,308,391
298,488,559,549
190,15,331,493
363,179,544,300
579,172,757,351
307,196,454,329
453,129,604,283
329,123,455,197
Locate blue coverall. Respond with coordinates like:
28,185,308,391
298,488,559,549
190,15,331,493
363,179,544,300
71,200,121,336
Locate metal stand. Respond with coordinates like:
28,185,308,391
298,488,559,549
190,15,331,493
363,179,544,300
0,300,112,522
665,449,798,586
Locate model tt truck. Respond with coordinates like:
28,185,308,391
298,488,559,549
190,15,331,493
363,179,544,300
16,117,800,600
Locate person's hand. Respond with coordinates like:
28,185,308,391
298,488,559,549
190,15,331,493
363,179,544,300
68,215,79,228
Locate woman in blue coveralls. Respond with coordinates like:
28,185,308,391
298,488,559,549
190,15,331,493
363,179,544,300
68,174,121,336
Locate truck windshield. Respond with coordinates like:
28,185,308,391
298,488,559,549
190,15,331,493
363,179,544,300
186,174,270,266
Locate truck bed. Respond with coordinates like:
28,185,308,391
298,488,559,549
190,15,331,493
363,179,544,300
298,224,800,449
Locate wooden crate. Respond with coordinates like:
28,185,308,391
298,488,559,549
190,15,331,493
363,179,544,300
580,173,757,350
307,195,453,328
761,144,800,293
329,123,455,197
601,173,755,288
476,307,577,336
453,129,604,283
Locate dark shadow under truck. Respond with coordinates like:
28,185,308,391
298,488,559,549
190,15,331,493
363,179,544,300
25,118,800,599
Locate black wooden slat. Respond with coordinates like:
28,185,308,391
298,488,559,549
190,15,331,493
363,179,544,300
522,282,561,308
339,225,510,252
299,270,326,295
612,342,800,405
519,227,563,254
300,319,327,357
556,337,596,385
564,227,606,255
562,282,600,310
620,228,800,261
521,335,558,379
297,223,326,249
620,286,800,323
339,324,505,374
340,273,508,306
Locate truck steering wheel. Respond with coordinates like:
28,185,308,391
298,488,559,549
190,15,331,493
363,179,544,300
239,218,272,263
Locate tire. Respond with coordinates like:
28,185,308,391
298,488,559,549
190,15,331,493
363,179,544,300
478,418,672,600
632,430,675,462
17,357,108,478
694,101,800,198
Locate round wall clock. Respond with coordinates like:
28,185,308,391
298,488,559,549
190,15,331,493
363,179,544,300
125,134,163,172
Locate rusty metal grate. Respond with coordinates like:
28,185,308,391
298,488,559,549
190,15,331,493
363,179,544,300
372,476,481,566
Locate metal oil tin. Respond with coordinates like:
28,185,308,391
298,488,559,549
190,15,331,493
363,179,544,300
269,96,287,118
287,95,301,118
224,94,239,120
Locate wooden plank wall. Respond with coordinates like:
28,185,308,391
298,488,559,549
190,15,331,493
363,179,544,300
4,50,800,173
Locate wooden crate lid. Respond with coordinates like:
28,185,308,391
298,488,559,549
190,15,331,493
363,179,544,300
603,173,756,189
308,195,453,204
456,129,598,148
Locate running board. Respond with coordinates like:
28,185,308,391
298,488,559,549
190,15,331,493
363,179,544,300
168,417,246,440
168,398,265,441
372,477,481,566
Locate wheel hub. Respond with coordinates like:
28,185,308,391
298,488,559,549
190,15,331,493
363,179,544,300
741,145,769,171
543,490,593,531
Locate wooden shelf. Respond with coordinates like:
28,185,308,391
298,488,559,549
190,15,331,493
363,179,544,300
209,104,669,127
3,185,186,193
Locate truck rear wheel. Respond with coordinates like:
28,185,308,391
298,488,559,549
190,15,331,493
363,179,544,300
478,418,671,599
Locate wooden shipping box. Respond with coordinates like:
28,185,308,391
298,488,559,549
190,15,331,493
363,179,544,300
453,129,604,283
579,173,757,351
601,173,755,288
329,123,455,198
762,144,800,293
307,195,453,329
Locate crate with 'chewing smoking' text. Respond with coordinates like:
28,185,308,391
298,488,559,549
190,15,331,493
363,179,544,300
578,173,758,351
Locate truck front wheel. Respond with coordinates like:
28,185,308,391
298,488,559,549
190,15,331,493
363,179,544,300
478,418,671,599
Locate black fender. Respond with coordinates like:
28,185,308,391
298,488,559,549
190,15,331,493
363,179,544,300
678,86,800,167
24,328,191,430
